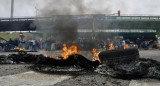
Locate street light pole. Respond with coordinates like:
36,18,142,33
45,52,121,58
11,0,14,18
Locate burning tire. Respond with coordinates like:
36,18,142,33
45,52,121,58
33,54,100,72
99,48,139,66
36,54,100,69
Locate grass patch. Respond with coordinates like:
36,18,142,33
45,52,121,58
0,32,19,41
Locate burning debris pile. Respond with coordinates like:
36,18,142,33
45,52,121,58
96,48,160,79
35,54,99,71
7,44,100,71
1,44,160,80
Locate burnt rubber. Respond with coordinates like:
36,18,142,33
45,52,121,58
37,54,100,69
99,48,139,66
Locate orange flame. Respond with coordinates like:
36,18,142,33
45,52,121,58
44,53,58,59
14,47,24,51
61,43,81,60
109,43,115,50
50,56,57,59
44,53,48,58
92,48,101,63
124,44,129,49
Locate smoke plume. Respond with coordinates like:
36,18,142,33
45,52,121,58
52,16,78,42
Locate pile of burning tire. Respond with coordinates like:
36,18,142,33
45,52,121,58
1,48,160,79
97,48,160,79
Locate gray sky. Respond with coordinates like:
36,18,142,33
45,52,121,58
0,0,160,17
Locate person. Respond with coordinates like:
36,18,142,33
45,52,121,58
99,41,104,49
136,38,142,50
105,41,109,50
144,41,149,50
32,39,36,51
21,39,26,48
8,38,15,50
39,40,43,49
29,39,33,50
126,39,130,45
122,40,125,47
14,38,19,47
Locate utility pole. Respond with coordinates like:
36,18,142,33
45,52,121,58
92,18,95,39
92,15,96,39
11,0,14,18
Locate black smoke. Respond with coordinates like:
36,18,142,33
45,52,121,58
52,16,78,42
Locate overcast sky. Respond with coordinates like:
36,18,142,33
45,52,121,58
0,0,160,17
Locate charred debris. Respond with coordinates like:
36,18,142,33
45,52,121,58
1,48,160,80
6,51,100,70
